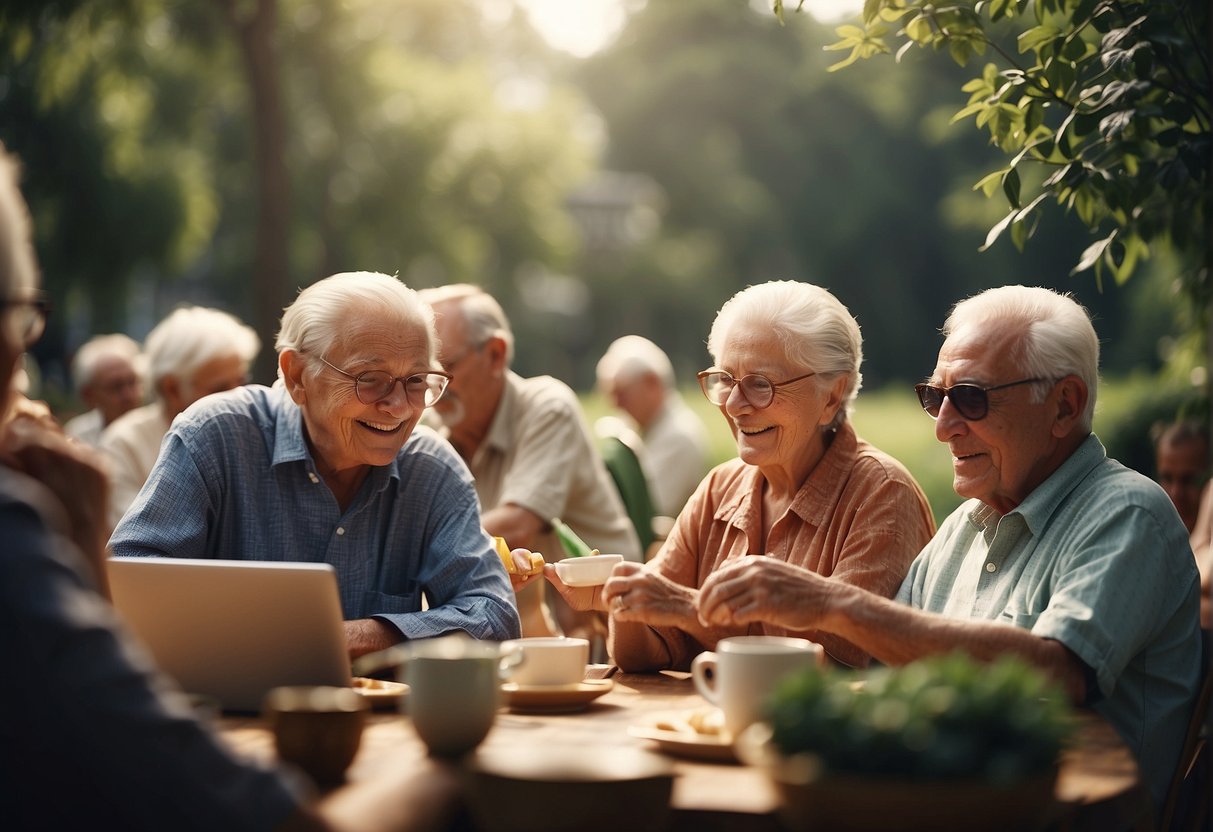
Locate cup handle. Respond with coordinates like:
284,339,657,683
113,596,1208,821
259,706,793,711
691,651,720,705
498,646,525,681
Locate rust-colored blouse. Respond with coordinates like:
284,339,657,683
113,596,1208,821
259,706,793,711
609,421,935,669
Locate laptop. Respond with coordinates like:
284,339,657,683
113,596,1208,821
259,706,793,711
107,557,352,712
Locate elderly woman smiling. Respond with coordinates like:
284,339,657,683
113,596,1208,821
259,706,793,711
110,272,521,657
548,280,934,669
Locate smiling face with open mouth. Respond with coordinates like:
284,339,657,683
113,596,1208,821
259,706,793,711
291,313,435,477
714,329,843,494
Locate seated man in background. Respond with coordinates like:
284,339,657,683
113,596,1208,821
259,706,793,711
0,146,459,832
62,333,143,446
111,273,520,657
101,305,261,528
691,285,1200,813
1152,419,1209,534
596,334,710,519
420,284,640,642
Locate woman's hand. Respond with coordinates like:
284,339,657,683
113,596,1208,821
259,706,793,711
698,555,830,630
601,562,700,628
542,562,610,612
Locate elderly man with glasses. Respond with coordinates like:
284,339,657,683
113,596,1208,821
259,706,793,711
547,280,936,670
110,272,521,657
696,284,1200,816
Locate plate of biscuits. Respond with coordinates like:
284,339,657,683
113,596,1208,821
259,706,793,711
628,708,737,763
349,676,409,709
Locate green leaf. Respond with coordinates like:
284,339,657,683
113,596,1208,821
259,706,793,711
1002,167,1021,208
1018,25,1062,55
979,209,1017,251
973,169,1007,197
1072,230,1116,274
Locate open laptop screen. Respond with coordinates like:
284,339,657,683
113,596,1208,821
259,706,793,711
107,557,352,712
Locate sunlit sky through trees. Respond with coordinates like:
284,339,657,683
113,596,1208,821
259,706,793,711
515,0,864,56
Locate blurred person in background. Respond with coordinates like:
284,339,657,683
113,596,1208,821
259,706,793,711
420,284,640,645
100,306,260,529
1151,419,1209,534
548,281,935,670
596,334,710,519
63,333,143,446
0,145,461,832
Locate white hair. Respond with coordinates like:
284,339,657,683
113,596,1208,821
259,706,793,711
417,283,515,366
144,306,260,396
596,335,675,389
70,333,141,391
943,285,1099,430
0,147,37,302
707,280,863,430
277,271,437,374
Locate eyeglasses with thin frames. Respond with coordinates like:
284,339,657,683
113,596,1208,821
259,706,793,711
314,355,451,408
914,378,1048,421
697,368,818,410
1,295,49,348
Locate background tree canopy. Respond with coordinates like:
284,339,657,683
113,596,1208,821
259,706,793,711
0,0,1199,407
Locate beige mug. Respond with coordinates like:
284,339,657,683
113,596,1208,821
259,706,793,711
691,636,821,737
501,637,589,687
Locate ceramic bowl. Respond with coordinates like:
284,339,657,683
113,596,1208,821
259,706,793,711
554,554,624,587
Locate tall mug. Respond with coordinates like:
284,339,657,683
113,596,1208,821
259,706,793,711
691,636,821,738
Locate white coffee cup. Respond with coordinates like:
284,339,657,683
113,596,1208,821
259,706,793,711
502,637,589,687
399,634,523,758
691,636,821,738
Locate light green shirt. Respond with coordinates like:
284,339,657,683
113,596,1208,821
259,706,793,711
896,434,1200,810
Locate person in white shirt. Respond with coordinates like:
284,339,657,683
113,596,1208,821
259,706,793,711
62,333,142,446
596,335,710,518
100,306,260,529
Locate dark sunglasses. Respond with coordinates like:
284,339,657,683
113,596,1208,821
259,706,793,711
914,378,1048,421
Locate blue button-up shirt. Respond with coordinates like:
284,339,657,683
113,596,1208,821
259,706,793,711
897,433,1200,810
109,384,520,642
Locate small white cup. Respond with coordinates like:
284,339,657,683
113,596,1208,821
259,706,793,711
400,634,523,758
691,636,821,738
502,637,589,687
554,554,624,587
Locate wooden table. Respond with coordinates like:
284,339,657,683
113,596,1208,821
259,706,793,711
218,671,1152,831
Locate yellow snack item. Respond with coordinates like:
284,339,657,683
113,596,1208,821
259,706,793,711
494,537,545,576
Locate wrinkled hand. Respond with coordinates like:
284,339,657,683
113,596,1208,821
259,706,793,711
508,549,542,592
0,408,111,587
601,561,699,628
698,555,830,630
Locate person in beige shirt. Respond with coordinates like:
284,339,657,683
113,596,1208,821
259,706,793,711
420,284,640,643
547,280,935,669
100,306,260,529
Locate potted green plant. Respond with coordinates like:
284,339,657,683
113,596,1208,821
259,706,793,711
739,652,1075,832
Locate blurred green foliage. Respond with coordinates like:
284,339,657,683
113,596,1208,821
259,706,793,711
766,652,1073,783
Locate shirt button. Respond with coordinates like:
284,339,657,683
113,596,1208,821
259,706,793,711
308,472,319,483
336,527,345,536
985,562,997,573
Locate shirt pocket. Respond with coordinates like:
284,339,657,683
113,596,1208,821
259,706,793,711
363,586,421,616
997,608,1042,631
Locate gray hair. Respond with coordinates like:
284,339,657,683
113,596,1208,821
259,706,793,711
943,285,1099,431
70,333,141,391
597,335,675,389
0,147,37,302
707,280,863,430
417,283,515,366
145,306,260,396
277,271,437,374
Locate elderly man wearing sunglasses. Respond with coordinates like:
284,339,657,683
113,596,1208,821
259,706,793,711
547,280,936,670
110,272,521,657
698,284,1200,815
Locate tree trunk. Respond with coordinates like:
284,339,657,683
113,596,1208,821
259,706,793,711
217,0,290,385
